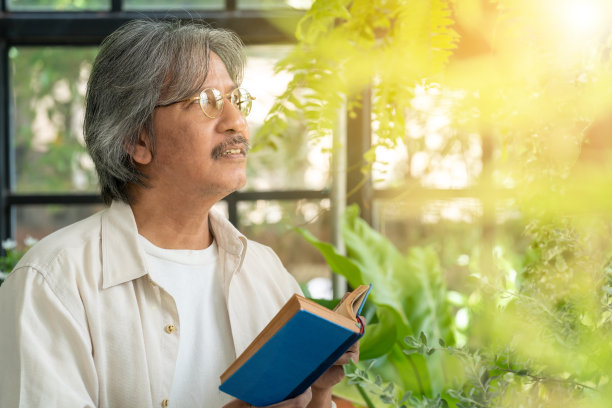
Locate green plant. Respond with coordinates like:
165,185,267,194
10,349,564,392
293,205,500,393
345,359,450,408
300,204,612,407
0,237,36,286
276,0,612,406
299,204,459,403
257,0,458,169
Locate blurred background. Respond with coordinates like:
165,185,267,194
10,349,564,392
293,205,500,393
2,0,612,406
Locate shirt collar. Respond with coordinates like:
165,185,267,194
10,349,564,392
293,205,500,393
101,201,248,289
101,201,149,289
208,207,247,258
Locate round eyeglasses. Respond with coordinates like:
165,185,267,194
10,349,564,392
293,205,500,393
156,87,255,118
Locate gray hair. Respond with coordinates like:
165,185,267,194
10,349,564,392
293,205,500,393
84,19,246,205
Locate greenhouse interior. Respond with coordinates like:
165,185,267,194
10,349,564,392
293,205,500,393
1,0,612,407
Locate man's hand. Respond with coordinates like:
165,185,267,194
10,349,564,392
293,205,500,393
308,316,365,408
313,338,360,390
223,388,312,408
224,316,365,408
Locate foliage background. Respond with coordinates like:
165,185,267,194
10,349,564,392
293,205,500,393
263,0,612,407
4,0,612,405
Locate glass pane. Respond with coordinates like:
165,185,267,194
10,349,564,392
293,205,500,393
124,0,223,10
15,204,106,246
7,0,107,11
243,45,331,191
237,199,332,297
372,84,484,190
10,46,99,194
238,0,312,9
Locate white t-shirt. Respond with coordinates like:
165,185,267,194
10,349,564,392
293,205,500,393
140,235,235,407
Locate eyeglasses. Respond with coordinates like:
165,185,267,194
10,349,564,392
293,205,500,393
156,87,255,118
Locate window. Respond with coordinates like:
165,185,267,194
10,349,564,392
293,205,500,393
11,46,98,194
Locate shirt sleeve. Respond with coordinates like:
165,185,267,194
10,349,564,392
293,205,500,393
0,267,98,408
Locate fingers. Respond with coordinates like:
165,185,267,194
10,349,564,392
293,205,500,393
334,348,358,365
266,387,312,407
313,325,364,390
222,399,250,408
223,388,312,408
334,333,362,366
291,387,313,407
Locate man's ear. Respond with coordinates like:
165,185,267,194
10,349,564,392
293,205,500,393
130,129,153,166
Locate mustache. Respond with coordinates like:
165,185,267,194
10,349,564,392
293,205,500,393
211,134,250,159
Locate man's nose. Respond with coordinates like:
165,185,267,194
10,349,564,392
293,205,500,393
216,99,248,135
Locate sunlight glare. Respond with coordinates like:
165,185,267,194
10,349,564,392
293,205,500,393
559,0,609,39
287,0,313,9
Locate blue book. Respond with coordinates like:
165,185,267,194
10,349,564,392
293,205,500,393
219,284,372,406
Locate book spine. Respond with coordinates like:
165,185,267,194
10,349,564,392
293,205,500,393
285,331,363,400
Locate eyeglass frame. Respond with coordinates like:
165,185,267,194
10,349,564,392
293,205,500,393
155,87,256,118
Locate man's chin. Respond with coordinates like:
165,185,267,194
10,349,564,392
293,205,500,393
231,177,247,192
206,179,246,198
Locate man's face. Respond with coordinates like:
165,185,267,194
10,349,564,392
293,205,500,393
145,52,250,202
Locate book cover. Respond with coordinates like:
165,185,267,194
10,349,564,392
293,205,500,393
219,284,372,406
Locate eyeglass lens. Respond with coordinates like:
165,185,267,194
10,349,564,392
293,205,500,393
198,88,253,118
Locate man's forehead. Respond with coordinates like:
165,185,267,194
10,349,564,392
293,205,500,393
201,53,237,92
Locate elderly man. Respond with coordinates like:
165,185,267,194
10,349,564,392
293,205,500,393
0,20,357,407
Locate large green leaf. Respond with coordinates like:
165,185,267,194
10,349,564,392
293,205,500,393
298,204,457,397
340,206,418,325
403,247,456,347
359,305,397,360
341,206,455,347
297,211,412,326
297,227,367,285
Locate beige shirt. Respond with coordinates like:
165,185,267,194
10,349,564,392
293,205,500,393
0,201,302,408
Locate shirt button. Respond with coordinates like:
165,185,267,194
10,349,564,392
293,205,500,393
161,398,169,407
165,324,176,334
